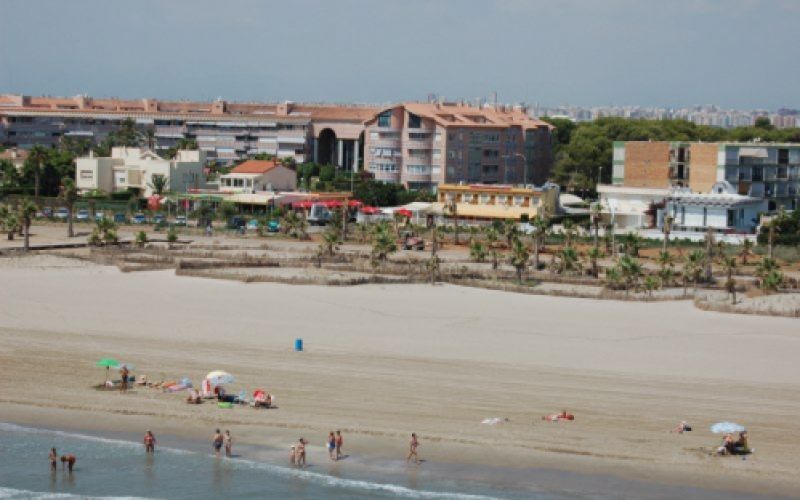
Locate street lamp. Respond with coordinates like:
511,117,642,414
503,152,528,186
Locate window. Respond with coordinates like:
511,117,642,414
408,132,432,140
462,193,473,203
378,111,391,128
369,163,398,173
406,165,431,175
408,113,421,129
514,196,525,206
482,165,499,175
496,195,508,205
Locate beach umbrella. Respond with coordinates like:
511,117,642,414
710,422,746,434
347,200,362,208
205,370,235,386
396,208,413,218
96,357,120,382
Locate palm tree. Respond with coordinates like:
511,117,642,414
148,174,170,196
281,211,298,236
484,226,500,270
760,270,784,295
469,239,487,263
656,250,674,271
621,232,641,257
355,222,372,244
27,145,48,202
320,226,341,257
586,246,602,277
604,266,623,290
739,238,754,265
755,257,779,280
18,198,37,251
445,200,459,245
503,218,519,248
558,246,581,275
561,219,576,247
618,255,642,295
530,215,548,270
685,250,706,291
590,203,601,249
426,253,441,284
767,218,779,260
643,276,660,297
703,228,715,282
0,205,18,240
658,266,674,287
59,177,78,238
508,237,530,284
370,222,397,268
721,256,737,305
662,215,674,254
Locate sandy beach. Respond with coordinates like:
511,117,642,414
1,254,799,497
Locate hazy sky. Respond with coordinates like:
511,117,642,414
1,0,798,109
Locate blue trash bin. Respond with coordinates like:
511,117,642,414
295,338,303,352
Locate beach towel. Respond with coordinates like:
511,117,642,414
481,417,508,425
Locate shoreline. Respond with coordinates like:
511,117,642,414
0,415,790,500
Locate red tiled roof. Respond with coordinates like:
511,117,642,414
230,160,281,174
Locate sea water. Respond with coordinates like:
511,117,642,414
0,423,780,500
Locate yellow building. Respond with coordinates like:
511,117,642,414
434,183,558,221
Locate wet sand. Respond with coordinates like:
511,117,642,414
1,255,799,497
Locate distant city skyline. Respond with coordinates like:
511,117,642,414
1,0,799,109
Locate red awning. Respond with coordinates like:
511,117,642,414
348,200,363,208
324,200,343,209
293,200,313,209
360,206,380,215
396,208,413,218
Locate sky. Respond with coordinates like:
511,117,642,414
1,0,798,109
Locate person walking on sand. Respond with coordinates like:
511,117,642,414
327,431,337,461
296,438,307,467
335,430,343,460
143,430,156,453
224,430,233,458
120,365,129,393
406,433,420,465
49,448,58,471
212,429,224,457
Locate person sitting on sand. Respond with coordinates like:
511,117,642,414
186,389,202,404
60,454,76,472
717,434,735,455
733,431,750,455
671,421,692,434
49,448,58,471
136,374,148,386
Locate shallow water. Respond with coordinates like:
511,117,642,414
0,423,782,500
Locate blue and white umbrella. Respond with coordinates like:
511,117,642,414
205,370,234,386
710,422,746,434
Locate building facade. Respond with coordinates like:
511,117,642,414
0,94,376,168
433,183,558,221
219,159,296,193
76,147,205,197
611,141,800,211
362,102,553,190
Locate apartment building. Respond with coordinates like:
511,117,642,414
362,102,553,190
0,94,377,168
76,147,206,197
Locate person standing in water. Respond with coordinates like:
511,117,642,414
406,433,420,464
212,429,223,457
60,454,76,472
143,430,156,453
296,438,307,467
327,431,337,461
224,430,233,457
335,430,343,460
49,448,58,471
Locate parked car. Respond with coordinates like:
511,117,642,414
246,219,260,230
41,207,53,218
401,231,425,251
76,209,90,221
307,204,331,225
174,215,187,226
54,208,69,220
95,211,106,221
113,212,127,223
267,220,280,233
228,216,246,230
132,213,147,224
153,214,166,224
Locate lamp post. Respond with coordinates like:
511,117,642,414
503,152,528,186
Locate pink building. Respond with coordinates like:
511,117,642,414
362,102,553,190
